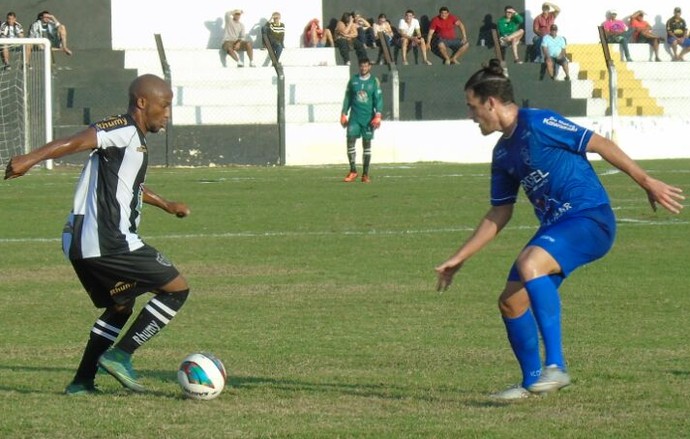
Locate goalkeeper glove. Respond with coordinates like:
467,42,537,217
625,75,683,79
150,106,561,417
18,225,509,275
370,113,382,129
340,114,348,127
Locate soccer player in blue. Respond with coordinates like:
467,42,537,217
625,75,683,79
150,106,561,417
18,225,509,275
435,59,684,400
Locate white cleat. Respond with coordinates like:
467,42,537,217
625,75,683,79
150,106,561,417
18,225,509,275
527,365,571,393
490,384,533,400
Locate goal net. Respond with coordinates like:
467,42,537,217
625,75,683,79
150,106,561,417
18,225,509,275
0,38,52,168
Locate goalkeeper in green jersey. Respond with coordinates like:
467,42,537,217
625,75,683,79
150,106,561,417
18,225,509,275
340,57,383,183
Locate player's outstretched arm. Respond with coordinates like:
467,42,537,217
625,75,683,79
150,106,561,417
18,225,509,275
4,128,97,180
435,204,514,292
142,185,190,218
586,134,685,214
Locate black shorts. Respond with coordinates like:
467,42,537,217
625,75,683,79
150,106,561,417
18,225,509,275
71,244,180,308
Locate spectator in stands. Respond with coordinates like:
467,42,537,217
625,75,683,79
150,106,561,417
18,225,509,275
262,11,285,62
497,6,525,64
354,12,376,49
304,19,333,48
541,24,570,80
532,2,560,63
0,12,24,70
628,10,662,62
26,10,72,65
223,9,255,67
666,7,690,61
602,10,633,62
372,13,394,64
334,12,367,66
397,9,432,65
340,57,383,183
427,6,470,65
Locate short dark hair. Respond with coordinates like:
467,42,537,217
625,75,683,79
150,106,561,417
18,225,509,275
37,10,50,20
504,5,514,12
358,57,371,65
405,9,415,15
464,59,514,104
439,6,450,13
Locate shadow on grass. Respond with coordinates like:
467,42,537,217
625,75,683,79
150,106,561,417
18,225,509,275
0,364,517,405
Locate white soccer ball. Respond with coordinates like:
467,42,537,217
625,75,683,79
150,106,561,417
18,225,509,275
177,352,227,400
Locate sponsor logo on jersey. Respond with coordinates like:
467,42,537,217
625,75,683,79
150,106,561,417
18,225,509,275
137,144,147,153
542,116,577,132
95,116,128,131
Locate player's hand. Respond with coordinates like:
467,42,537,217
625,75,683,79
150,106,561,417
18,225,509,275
434,260,463,293
168,202,191,218
4,155,30,180
370,113,382,129
340,114,348,128
644,177,684,214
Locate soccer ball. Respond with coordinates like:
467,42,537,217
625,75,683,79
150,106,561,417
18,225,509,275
177,352,227,400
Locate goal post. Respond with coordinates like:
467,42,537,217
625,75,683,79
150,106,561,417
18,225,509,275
0,37,52,169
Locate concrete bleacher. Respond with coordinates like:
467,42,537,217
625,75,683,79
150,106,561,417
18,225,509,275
565,43,690,117
124,47,349,125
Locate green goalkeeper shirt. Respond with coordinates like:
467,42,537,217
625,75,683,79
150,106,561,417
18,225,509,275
342,73,383,125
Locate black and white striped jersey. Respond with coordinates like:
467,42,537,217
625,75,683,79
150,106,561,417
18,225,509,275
62,114,148,260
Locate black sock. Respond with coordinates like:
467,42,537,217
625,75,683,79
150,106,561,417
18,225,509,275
116,290,189,355
362,139,372,175
73,308,132,383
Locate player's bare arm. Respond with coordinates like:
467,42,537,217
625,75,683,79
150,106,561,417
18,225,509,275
435,204,514,291
4,128,97,180
142,185,190,218
586,134,685,213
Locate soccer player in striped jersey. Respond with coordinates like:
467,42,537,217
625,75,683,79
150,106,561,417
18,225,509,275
435,59,684,400
5,74,191,395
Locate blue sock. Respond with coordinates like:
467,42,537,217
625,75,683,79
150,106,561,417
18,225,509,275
526,276,565,369
503,309,541,388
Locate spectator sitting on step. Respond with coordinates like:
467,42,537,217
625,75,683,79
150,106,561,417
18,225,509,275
372,13,394,64
426,6,470,65
334,12,367,65
602,10,633,62
666,7,690,61
628,10,662,62
353,12,376,49
497,5,525,64
0,12,25,70
532,2,560,63
303,18,333,48
223,9,255,67
262,11,285,62
541,24,570,81
397,9,432,65
26,10,72,65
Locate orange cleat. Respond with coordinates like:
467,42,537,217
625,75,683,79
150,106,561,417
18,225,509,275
361,174,371,183
343,171,358,182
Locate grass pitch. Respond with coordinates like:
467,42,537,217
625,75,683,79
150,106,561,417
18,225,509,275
1,161,688,438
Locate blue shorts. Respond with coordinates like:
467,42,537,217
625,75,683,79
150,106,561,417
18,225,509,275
667,36,690,48
507,204,616,281
436,38,465,52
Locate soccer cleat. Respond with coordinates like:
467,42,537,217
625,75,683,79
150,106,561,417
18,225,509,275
361,174,371,183
343,171,358,182
64,380,100,396
489,384,533,400
527,365,571,393
98,348,145,393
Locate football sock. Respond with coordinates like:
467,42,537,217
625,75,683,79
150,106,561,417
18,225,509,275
347,138,357,172
503,308,541,388
526,276,565,369
73,308,132,382
116,290,189,355
362,139,371,175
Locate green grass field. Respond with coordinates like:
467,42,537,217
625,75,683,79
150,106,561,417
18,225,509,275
1,161,688,438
